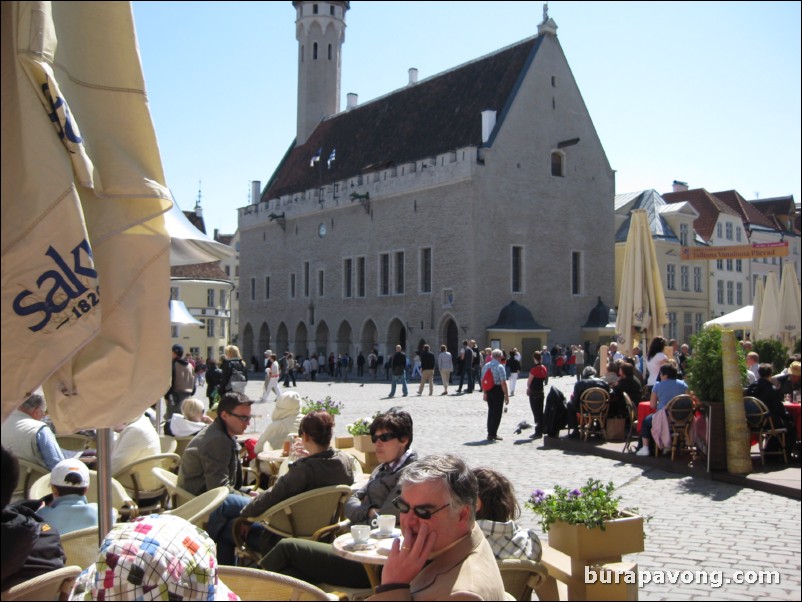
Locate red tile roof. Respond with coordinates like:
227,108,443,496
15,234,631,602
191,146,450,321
712,190,775,230
171,262,230,281
662,188,740,241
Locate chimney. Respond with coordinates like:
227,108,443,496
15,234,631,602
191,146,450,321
251,180,261,205
481,110,497,143
408,68,418,85
347,93,358,110
214,228,219,241
672,180,689,192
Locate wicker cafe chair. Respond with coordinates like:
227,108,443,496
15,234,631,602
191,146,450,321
497,558,549,601
174,436,195,458
55,433,96,452
578,387,610,441
160,435,178,454
622,392,639,454
151,466,195,509
232,484,352,565
29,470,139,522
216,565,338,601
13,459,50,500
744,396,788,465
0,565,82,602
112,453,180,514
60,526,102,570
163,486,228,529
664,394,696,460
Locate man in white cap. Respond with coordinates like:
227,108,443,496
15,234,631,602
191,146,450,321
37,458,98,535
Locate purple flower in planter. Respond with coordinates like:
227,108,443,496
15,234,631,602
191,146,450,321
569,488,582,498
530,489,547,505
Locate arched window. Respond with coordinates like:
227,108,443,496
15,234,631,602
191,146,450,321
551,151,564,177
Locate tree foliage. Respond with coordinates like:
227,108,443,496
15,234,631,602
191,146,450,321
686,326,746,403
751,339,789,374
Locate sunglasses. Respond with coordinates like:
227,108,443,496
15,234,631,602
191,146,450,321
370,432,398,444
392,497,450,520
227,412,252,423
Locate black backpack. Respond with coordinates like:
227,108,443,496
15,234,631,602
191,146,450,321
226,360,247,391
543,386,568,437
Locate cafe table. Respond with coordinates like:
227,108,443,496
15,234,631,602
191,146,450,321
784,402,801,440
331,530,400,589
256,448,289,476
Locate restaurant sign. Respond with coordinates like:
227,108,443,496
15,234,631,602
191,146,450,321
680,242,789,261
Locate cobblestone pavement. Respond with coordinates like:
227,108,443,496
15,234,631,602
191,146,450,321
241,374,801,600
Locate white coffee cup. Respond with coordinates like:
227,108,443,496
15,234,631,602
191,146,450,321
351,524,371,544
374,514,396,535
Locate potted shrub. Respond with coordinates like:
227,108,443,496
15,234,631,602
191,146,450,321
347,414,378,452
526,478,644,562
685,326,747,470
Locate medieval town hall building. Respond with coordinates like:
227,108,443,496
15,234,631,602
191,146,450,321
238,1,614,365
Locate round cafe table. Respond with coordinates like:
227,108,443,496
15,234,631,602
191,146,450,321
331,530,400,589
256,448,289,476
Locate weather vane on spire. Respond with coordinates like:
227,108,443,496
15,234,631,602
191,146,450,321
543,2,549,23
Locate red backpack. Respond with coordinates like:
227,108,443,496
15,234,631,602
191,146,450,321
481,367,496,391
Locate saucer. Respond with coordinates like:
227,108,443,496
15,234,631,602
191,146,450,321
371,528,401,539
345,541,376,552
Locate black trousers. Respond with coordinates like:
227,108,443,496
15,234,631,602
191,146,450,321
486,385,504,438
529,389,545,432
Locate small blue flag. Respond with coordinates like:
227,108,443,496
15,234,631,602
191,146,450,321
327,148,336,169
310,147,322,167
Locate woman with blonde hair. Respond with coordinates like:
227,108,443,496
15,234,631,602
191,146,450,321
169,398,212,437
220,345,248,394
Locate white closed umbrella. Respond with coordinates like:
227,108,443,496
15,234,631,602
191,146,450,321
758,271,781,341
170,300,203,326
778,262,801,345
751,279,763,342
616,210,668,355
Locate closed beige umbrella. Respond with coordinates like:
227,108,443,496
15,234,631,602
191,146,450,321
750,279,763,342
778,262,801,346
758,271,781,341
616,209,669,356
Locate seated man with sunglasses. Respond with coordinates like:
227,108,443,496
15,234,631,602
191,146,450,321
260,409,418,587
178,391,253,496
371,454,505,600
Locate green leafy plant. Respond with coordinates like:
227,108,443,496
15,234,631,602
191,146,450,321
685,326,746,403
525,478,637,532
300,395,344,416
346,413,379,436
752,339,789,374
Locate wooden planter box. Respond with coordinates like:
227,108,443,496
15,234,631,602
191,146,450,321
548,512,644,562
353,434,375,453
334,435,353,449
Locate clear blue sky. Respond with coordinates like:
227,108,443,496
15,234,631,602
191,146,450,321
132,1,801,235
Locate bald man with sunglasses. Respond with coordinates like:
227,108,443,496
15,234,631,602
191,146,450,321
369,454,505,600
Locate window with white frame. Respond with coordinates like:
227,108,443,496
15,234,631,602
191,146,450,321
716,259,723,270
694,267,703,292
726,281,733,305
668,312,677,340
666,264,676,290
695,313,703,333
717,223,723,238
717,280,724,304
207,289,214,307
736,227,742,242
680,223,689,247
736,282,743,305
207,318,215,338
735,259,742,272
726,259,733,271
726,223,733,240
219,289,226,308
681,266,689,291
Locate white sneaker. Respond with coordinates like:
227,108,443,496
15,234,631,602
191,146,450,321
635,447,650,457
